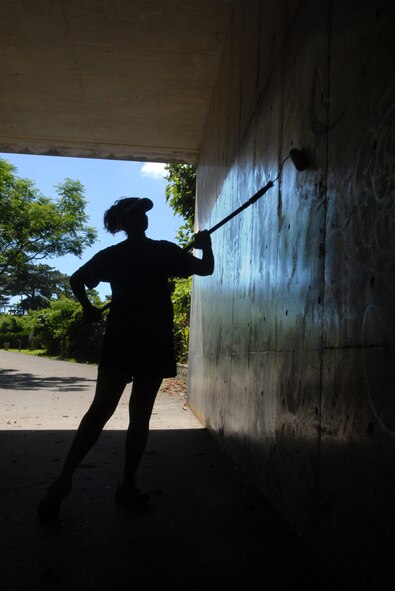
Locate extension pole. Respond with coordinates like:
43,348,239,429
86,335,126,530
185,147,310,251
185,179,274,250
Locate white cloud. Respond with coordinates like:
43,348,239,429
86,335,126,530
140,162,167,179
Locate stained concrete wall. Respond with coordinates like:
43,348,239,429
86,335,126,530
189,1,395,588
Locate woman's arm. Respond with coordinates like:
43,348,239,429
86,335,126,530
70,270,102,323
190,230,214,276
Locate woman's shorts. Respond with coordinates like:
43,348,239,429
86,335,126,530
98,338,177,382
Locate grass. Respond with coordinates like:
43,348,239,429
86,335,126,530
7,348,80,363
7,348,45,356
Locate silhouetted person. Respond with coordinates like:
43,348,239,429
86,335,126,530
38,197,214,520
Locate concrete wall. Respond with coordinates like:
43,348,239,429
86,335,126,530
189,1,395,588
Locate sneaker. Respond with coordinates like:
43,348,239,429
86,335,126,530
37,477,72,522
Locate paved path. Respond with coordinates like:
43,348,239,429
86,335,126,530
1,351,199,432
0,351,340,590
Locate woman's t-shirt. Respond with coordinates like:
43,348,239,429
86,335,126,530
77,238,197,347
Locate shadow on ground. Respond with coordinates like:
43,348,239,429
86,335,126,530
0,368,96,392
0,427,340,591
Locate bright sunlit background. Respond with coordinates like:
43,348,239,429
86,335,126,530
0,153,183,300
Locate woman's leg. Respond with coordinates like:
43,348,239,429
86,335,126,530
61,368,127,479
38,368,127,519
122,375,162,486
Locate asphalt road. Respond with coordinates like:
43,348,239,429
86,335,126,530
0,351,340,590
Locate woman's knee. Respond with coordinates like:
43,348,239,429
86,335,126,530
128,415,151,433
88,370,127,422
129,376,161,413
85,400,117,425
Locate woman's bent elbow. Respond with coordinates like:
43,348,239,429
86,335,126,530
198,262,214,276
69,270,84,289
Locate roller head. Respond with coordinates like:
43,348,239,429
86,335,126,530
289,148,310,171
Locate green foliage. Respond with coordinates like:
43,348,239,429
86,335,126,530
30,295,106,361
0,158,97,277
0,314,33,348
170,276,192,363
30,297,78,356
1,293,107,362
164,164,196,247
2,263,73,312
164,163,196,221
0,331,31,348
0,314,32,333
164,164,197,363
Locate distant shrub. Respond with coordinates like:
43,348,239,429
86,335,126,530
0,314,33,348
30,296,106,362
0,330,30,349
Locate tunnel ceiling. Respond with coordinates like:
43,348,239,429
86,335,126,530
0,0,234,164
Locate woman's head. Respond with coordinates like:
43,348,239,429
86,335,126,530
104,197,153,236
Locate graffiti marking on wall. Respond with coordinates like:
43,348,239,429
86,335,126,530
353,91,395,258
361,305,394,438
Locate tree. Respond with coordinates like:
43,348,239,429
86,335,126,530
164,164,196,362
170,275,192,363
164,164,196,247
3,263,73,312
0,158,97,278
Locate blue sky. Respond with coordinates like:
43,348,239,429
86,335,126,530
1,153,183,299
